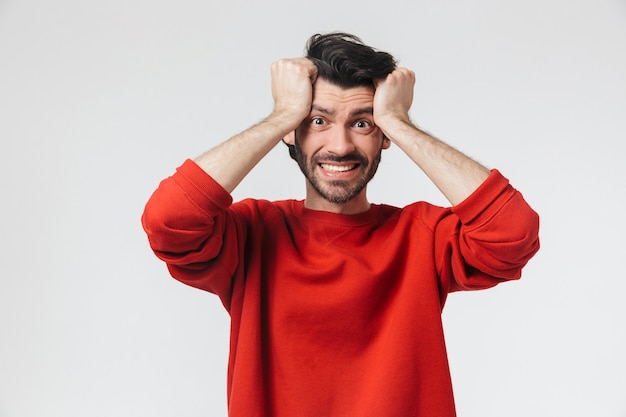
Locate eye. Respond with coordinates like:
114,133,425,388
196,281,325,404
311,117,326,126
353,119,373,129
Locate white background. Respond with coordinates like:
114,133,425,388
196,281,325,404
1,0,625,416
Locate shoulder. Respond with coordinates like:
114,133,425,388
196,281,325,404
231,198,299,221
355,202,453,237
379,201,452,223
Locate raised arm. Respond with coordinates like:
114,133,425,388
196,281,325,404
373,68,491,206
194,58,318,193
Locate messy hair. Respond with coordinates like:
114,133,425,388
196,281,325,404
305,32,397,88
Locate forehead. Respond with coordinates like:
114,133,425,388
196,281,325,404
311,78,375,110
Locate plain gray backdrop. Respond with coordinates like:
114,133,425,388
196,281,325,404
1,0,625,416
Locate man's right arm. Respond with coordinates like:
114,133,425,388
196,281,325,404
141,59,317,301
193,58,318,193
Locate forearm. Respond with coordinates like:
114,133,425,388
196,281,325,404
194,112,293,193
373,68,490,205
381,118,490,206
194,58,317,193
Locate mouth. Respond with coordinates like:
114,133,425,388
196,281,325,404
319,163,359,173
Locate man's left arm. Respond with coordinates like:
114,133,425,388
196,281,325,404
373,68,491,206
373,69,539,289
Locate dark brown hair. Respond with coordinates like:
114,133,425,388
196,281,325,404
305,32,397,88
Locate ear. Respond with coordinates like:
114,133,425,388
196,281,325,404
283,130,296,145
382,135,391,150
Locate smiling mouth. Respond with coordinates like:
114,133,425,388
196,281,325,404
319,163,358,172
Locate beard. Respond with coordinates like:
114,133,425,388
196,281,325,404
293,139,383,204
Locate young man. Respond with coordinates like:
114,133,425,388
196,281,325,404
142,33,540,417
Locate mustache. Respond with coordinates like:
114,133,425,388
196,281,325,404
312,153,369,166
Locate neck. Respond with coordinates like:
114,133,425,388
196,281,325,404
304,190,371,215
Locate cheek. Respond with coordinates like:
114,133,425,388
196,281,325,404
360,133,387,153
296,130,326,152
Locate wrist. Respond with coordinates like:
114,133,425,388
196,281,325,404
268,107,307,132
376,114,415,141
263,110,303,139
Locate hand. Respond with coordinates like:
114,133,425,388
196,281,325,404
270,58,318,130
373,68,415,135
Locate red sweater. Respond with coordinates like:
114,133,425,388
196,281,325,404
142,159,540,417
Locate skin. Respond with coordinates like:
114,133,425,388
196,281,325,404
194,57,490,213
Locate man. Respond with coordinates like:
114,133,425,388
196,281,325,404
142,32,540,417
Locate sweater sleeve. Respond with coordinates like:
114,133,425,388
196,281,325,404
141,159,242,308
436,169,540,292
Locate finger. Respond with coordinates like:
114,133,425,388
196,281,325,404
301,58,318,83
373,71,391,89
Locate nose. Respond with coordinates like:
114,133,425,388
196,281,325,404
326,127,356,156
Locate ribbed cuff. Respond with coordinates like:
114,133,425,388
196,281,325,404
174,159,233,210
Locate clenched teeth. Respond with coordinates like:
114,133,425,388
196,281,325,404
320,163,357,172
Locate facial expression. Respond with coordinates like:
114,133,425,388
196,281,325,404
289,79,390,213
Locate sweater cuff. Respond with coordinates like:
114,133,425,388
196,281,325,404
452,169,511,224
174,159,233,210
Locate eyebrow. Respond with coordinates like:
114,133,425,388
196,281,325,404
310,104,374,118
349,107,374,117
311,104,335,116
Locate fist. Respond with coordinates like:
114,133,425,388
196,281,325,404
270,58,319,129
373,67,415,127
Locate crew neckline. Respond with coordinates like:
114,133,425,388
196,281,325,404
290,200,382,226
